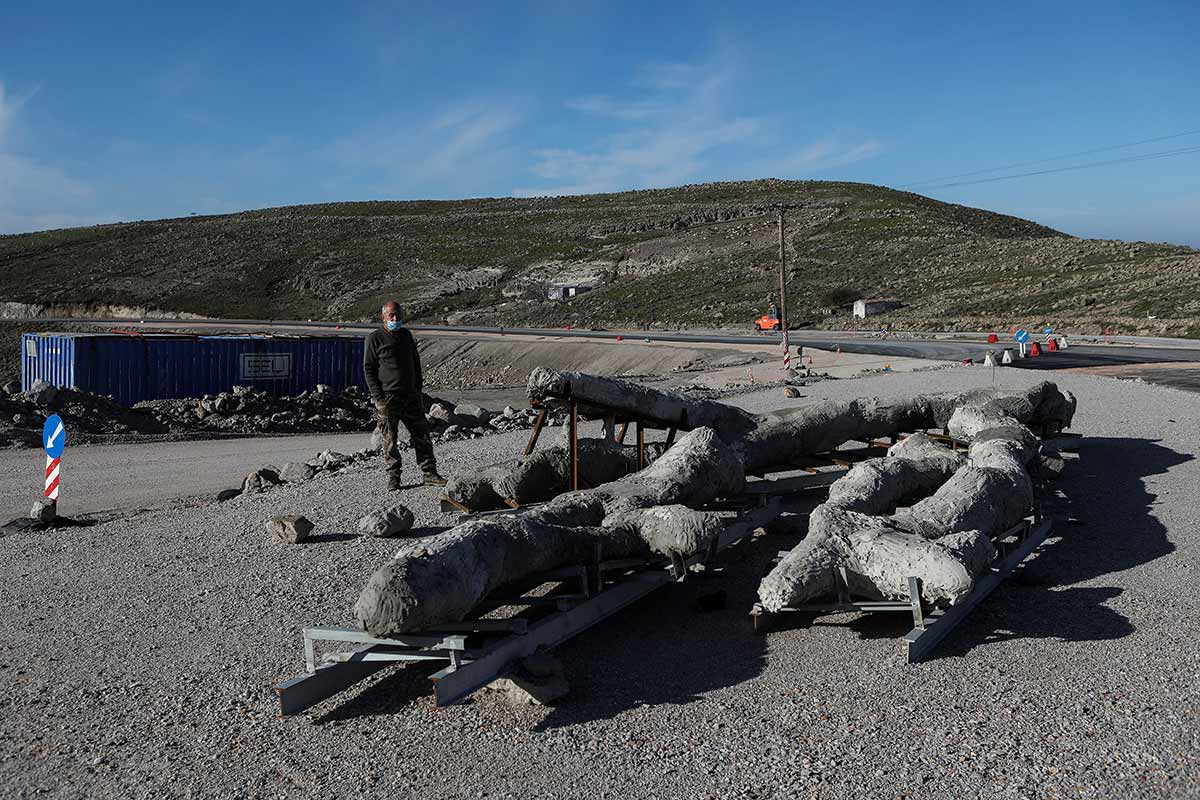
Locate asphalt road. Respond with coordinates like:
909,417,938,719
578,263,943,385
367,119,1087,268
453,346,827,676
20,316,1200,371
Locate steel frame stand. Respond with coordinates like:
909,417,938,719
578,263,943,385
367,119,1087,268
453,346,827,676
276,501,782,716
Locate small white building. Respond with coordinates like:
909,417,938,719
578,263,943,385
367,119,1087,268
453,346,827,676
547,285,592,301
852,299,903,319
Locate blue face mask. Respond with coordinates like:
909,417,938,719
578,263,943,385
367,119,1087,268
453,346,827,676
385,320,400,331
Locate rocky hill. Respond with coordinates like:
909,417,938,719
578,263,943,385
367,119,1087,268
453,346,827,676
2,179,1197,336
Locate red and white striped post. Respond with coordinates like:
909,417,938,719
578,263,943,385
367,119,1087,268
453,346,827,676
45,453,61,503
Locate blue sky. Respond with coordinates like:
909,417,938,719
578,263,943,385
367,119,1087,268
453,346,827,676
2,0,1198,244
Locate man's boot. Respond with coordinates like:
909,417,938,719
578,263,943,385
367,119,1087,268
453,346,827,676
387,475,403,491
422,469,447,486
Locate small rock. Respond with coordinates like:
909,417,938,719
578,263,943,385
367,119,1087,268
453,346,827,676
783,386,802,398
317,450,350,470
315,384,331,394
428,403,454,423
486,652,569,706
1035,453,1066,479
30,499,56,522
2,380,20,395
279,462,317,482
268,514,314,544
216,488,241,502
502,405,518,418
454,404,491,423
241,467,281,494
369,425,386,451
26,379,58,407
357,505,415,538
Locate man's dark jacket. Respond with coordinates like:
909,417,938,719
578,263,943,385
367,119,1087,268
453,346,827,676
363,327,423,400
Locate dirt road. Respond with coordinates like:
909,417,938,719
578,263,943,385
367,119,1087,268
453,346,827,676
0,432,372,519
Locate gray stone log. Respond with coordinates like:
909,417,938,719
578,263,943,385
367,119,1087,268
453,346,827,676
445,440,669,511
527,367,758,442
758,382,1075,610
758,505,997,611
354,428,745,635
528,369,1074,474
359,371,1077,633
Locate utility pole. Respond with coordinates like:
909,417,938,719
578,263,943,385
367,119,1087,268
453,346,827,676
777,205,788,331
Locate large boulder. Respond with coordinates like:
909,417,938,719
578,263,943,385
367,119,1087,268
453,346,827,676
2,380,20,396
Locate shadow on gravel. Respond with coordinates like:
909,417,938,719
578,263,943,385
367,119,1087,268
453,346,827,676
929,435,1188,659
532,500,826,732
312,662,442,723
305,532,362,543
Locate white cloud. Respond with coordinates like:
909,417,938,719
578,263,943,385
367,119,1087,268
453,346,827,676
328,101,523,196
516,58,761,197
0,82,116,234
516,55,881,197
767,137,884,176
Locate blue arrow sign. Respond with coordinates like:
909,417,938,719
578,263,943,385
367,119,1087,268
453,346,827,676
1014,329,1030,344
43,415,66,459
1044,325,1053,335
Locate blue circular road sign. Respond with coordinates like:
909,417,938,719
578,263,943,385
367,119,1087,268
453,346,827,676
43,414,66,459
1014,329,1030,344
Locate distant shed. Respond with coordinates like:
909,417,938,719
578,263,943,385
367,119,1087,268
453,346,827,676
852,299,904,319
20,332,368,406
546,285,592,301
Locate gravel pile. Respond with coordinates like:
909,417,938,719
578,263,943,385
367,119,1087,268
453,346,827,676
1,367,1197,798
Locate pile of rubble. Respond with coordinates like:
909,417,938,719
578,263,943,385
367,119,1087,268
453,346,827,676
425,400,568,443
138,384,376,435
0,378,564,449
0,379,169,448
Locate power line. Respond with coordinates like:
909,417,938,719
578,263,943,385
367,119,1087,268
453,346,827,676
899,128,1200,189
911,143,1200,190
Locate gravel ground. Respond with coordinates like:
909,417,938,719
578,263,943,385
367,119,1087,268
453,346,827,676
1,366,1198,799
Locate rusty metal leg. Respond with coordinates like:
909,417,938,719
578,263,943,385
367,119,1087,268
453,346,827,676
615,420,629,445
664,427,677,447
570,399,579,491
637,421,645,470
524,407,547,456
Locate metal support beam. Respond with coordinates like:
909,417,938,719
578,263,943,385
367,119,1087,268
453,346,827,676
904,518,1052,662
524,407,548,456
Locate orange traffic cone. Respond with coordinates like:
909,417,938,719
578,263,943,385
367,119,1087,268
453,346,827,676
1046,337,1058,351
1029,342,1042,357
987,333,999,343
616,335,623,341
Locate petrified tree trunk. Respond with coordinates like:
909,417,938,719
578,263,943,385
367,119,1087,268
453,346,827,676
355,428,744,635
757,386,1068,610
357,369,1077,634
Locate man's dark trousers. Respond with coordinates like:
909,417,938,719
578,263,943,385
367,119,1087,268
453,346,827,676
376,393,436,479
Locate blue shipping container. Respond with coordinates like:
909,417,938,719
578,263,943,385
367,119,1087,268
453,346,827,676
21,332,369,406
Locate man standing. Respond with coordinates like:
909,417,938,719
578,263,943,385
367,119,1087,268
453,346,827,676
363,302,446,488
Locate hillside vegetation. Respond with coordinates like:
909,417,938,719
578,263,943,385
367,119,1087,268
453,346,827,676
2,179,1197,336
